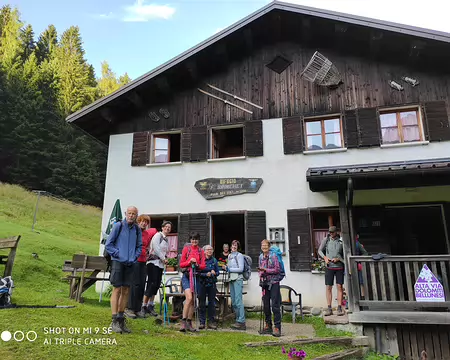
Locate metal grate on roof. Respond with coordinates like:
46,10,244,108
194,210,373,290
265,55,293,74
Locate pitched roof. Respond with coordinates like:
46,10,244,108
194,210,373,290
66,1,450,125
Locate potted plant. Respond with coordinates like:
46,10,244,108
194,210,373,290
281,347,307,359
311,258,326,273
166,258,178,272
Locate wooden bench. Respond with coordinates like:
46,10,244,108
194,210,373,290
63,255,109,302
0,236,21,278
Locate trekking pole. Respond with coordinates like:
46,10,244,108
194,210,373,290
259,288,264,334
163,265,169,327
192,264,200,331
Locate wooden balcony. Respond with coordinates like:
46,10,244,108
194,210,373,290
347,255,450,325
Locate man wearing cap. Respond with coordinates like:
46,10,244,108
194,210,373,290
318,226,345,316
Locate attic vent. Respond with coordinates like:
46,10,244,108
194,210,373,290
266,55,292,74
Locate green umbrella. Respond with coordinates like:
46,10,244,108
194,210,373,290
105,199,123,235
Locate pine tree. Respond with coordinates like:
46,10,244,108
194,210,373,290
35,24,57,63
19,24,35,62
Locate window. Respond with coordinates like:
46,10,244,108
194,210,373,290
151,133,181,163
210,126,244,159
310,210,340,256
379,108,423,144
305,116,343,150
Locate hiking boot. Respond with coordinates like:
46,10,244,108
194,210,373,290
118,317,131,333
337,307,345,316
207,321,217,330
110,319,122,334
199,323,205,330
324,308,333,316
272,327,281,337
136,307,148,319
258,323,273,335
186,319,196,332
124,309,137,319
148,305,158,317
230,322,246,331
179,319,187,332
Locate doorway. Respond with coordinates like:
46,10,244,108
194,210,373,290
210,214,245,259
385,205,449,255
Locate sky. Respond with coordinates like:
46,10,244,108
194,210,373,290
3,0,450,80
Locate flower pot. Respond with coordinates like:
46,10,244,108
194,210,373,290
166,266,176,272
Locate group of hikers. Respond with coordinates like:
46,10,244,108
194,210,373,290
104,205,364,335
104,206,286,336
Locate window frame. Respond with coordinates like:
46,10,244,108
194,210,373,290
209,124,245,160
379,106,424,145
303,114,344,151
150,131,181,164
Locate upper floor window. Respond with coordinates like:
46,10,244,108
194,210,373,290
379,107,423,144
305,116,343,151
210,125,244,159
151,133,181,163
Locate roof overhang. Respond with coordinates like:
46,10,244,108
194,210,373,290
306,158,450,192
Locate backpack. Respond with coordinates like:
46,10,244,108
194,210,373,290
0,276,13,308
180,243,204,273
101,222,138,271
269,245,286,280
232,253,252,280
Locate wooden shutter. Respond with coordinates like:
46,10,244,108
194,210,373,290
358,107,381,147
245,120,264,157
190,125,207,162
423,101,450,142
343,109,358,148
246,211,266,270
181,128,191,162
287,209,312,272
188,213,209,247
131,131,149,166
283,116,304,154
178,214,190,259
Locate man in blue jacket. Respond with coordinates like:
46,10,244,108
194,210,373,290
105,206,142,333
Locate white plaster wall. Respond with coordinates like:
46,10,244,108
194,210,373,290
99,118,450,307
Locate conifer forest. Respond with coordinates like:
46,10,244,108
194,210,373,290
0,6,131,207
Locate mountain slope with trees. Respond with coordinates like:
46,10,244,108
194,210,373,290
0,5,130,207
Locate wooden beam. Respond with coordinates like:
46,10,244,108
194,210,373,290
245,336,366,348
359,300,450,311
338,190,357,312
349,311,450,324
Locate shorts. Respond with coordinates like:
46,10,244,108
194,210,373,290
181,273,200,291
110,260,134,288
325,267,344,286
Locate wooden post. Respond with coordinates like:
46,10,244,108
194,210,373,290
338,190,355,313
2,236,21,277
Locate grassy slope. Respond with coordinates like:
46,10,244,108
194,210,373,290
0,184,350,360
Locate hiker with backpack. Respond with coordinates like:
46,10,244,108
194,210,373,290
125,215,157,319
257,239,285,337
142,220,172,317
198,244,220,329
221,239,247,330
105,206,142,334
318,226,345,316
179,232,206,332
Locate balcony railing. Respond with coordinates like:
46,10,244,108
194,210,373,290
348,255,450,312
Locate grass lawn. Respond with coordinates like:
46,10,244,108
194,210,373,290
0,184,358,359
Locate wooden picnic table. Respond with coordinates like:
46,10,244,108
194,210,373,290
62,255,109,302
0,236,21,278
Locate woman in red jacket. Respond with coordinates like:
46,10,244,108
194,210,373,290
179,232,206,332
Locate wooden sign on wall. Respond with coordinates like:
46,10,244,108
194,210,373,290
194,177,263,200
